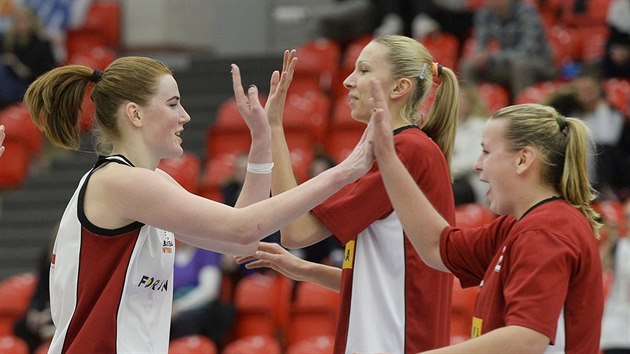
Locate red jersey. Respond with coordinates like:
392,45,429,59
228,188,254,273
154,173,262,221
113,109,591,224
440,197,603,353
313,126,455,354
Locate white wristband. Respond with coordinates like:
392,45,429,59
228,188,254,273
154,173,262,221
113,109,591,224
247,162,274,174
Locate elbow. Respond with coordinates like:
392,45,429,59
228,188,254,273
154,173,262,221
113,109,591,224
280,230,303,249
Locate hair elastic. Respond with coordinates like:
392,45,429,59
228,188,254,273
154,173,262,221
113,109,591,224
555,113,569,136
90,69,103,84
247,162,274,174
431,62,442,78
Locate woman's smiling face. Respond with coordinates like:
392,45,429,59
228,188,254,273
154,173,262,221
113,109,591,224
474,118,520,215
342,41,394,124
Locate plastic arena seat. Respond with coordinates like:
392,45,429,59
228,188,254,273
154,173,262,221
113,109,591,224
286,282,339,347
0,273,37,336
222,335,282,354
169,335,217,354
286,335,335,354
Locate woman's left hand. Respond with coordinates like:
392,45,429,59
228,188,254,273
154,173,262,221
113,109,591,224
230,64,269,134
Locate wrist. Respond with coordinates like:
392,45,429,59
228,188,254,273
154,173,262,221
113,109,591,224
247,162,274,174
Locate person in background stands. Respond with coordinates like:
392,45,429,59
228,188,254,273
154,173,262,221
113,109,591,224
459,0,555,99
0,4,55,108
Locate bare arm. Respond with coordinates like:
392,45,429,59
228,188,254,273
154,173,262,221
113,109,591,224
266,50,333,248
235,242,342,291
370,80,449,271
421,325,549,354
230,64,273,208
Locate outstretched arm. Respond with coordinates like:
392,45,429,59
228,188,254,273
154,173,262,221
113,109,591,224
370,80,449,271
266,50,334,249
235,242,342,291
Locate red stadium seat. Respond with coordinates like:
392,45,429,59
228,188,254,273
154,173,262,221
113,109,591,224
66,45,118,71
324,128,364,164
0,273,37,336
477,83,510,114
82,1,122,48
546,26,581,70
169,335,218,354
286,335,335,354
578,25,609,63
514,81,567,105
158,152,202,194
0,336,29,354
0,104,43,157
604,78,630,118
199,155,239,202
294,38,341,93
283,84,331,143
0,139,29,189
286,282,339,347
455,203,496,228
419,32,460,70
285,131,315,183
232,274,278,339
222,335,281,354
65,30,107,62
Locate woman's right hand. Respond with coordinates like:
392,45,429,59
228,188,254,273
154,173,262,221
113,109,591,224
265,49,298,129
235,242,309,282
336,118,375,183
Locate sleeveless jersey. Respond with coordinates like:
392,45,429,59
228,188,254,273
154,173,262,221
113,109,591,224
48,155,175,354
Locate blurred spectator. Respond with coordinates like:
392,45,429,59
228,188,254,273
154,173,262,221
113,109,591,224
451,83,488,206
171,240,235,346
220,153,248,208
599,201,630,354
460,0,555,99
373,0,473,43
602,0,630,78
0,4,56,108
571,65,630,200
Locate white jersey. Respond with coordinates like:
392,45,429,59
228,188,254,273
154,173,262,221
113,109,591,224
48,155,175,354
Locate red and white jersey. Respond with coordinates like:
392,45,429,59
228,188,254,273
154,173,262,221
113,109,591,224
48,155,175,354
440,197,603,353
313,126,455,354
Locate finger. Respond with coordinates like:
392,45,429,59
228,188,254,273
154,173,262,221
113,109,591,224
269,70,280,96
247,84,263,111
231,64,248,106
257,242,286,254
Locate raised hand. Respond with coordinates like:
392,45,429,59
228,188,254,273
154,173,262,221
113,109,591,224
369,80,396,162
234,242,309,282
265,49,298,128
336,117,375,183
231,63,269,134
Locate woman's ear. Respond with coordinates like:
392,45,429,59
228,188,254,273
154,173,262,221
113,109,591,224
516,147,536,175
390,77,413,99
124,102,143,128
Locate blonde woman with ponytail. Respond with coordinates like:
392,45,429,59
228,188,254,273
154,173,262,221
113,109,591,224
238,35,459,354
371,84,604,353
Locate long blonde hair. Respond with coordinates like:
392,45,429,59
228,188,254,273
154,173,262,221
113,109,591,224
374,35,459,172
492,103,602,236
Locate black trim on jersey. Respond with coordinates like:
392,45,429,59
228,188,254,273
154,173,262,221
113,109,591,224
519,196,563,220
78,155,145,236
393,125,420,135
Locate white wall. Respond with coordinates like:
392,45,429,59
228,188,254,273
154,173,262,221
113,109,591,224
122,0,332,56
